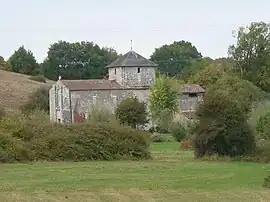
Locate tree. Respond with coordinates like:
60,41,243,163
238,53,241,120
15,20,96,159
115,97,148,129
193,89,255,158
8,46,40,75
150,41,202,77
149,76,178,130
228,21,270,92
43,41,118,80
189,63,227,89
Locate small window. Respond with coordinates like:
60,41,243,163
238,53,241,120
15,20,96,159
114,68,116,75
58,119,61,123
137,67,140,73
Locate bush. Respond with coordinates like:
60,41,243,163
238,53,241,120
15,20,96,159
28,75,47,83
169,122,187,142
263,176,270,188
115,97,148,129
150,133,165,142
193,89,255,158
20,87,49,114
256,112,270,139
0,107,5,119
0,112,151,163
87,106,116,124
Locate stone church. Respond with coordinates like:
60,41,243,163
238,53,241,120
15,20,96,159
49,50,205,125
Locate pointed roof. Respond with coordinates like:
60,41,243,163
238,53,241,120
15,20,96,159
106,50,157,68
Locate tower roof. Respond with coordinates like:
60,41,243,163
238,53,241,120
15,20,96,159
106,50,157,68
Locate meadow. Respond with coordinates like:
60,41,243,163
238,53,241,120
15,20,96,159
0,142,269,202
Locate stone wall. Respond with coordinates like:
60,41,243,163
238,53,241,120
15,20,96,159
180,93,204,111
108,66,155,87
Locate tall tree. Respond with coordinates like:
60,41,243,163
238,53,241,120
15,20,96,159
43,41,118,80
150,41,202,77
8,46,40,75
228,21,270,92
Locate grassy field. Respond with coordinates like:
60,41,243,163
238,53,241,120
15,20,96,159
0,70,54,112
0,142,269,201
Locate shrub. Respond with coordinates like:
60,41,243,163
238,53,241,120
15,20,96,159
263,175,270,188
115,97,148,129
28,75,47,83
87,105,116,124
193,89,255,158
256,112,270,139
169,122,187,142
150,133,165,142
20,87,49,114
0,112,151,163
0,107,5,119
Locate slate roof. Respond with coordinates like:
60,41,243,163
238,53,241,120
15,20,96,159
180,84,205,94
106,50,157,68
60,79,122,90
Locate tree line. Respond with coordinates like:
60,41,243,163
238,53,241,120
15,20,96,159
1,21,270,92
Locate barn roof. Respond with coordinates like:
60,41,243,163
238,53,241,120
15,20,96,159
106,50,157,68
180,84,205,94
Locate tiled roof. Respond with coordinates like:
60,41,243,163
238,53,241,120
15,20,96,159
181,84,205,93
106,50,157,68
60,79,122,90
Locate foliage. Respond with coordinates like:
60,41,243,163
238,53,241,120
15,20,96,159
150,40,202,77
189,63,227,89
263,175,270,188
20,87,49,114
28,75,47,83
256,112,270,139
169,122,187,142
229,22,270,92
149,76,178,127
150,133,166,142
115,97,148,129
248,101,270,137
0,56,12,71
8,46,40,75
209,74,263,115
0,107,5,119
87,106,116,124
0,111,151,163
193,89,255,158
43,41,118,80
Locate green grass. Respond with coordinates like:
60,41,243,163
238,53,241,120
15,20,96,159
0,142,270,201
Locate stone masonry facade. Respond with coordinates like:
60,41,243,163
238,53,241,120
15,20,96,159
49,50,205,126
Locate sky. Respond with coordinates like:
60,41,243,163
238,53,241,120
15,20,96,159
1,0,270,62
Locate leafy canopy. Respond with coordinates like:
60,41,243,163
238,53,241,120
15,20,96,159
43,41,118,80
229,22,270,92
8,46,39,75
115,97,148,129
150,41,202,77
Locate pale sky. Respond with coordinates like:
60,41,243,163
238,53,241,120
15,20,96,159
1,0,269,62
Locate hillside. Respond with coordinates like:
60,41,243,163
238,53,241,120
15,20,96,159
0,70,55,112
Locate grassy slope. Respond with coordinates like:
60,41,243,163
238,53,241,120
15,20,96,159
0,70,54,112
0,142,269,201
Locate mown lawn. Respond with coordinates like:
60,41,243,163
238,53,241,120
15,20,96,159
0,141,270,201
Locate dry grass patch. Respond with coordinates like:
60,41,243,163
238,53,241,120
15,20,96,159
0,70,54,112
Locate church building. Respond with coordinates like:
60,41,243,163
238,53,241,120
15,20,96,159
49,50,205,125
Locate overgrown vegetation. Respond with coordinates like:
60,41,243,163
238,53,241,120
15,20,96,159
28,75,47,83
0,111,151,163
115,97,148,129
20,87,49,114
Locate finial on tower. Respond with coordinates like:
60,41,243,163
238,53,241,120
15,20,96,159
130,40,133,51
